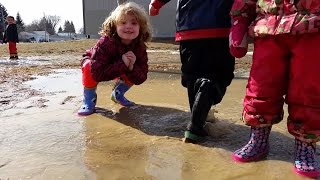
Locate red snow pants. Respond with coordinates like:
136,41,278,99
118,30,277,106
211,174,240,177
81,60,133,88
243,33,320,141
9,41,17,56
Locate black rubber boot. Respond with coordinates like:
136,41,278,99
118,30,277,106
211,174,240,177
184,78,215,143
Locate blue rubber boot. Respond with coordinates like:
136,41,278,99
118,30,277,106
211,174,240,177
111,80,135,107
78,87,97,116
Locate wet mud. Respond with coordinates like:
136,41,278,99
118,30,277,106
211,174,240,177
0,55,314,179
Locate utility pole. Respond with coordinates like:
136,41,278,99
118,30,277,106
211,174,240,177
43,12,47,42
82,0,86,35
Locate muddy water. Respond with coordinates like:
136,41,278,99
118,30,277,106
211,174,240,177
0,69,312,179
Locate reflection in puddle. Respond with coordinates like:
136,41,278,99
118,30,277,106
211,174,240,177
0,69,310,179
25,69,82,93
146,141,183,180
0,56,51,66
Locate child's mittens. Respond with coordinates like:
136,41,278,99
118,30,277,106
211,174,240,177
149,5,159,16
229,19,248,58
149,0,163,16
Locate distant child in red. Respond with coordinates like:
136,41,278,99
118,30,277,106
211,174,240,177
3,16,19,60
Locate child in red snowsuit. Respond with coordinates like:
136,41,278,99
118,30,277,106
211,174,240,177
3,16,19,60
229,0,320,178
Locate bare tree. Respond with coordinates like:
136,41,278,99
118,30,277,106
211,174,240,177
79,27,84,34
24,15,60,35
25,20,41,31
46,15,60,32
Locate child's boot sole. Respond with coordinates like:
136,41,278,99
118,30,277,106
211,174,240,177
183,131,205,144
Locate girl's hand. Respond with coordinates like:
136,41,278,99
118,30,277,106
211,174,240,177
229,18,248,58
125,51,136,65
125,51,136,71
149,0,163,16
149,5,159,16
122,54,130,67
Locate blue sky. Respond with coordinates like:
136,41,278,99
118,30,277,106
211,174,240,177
1,0,83,32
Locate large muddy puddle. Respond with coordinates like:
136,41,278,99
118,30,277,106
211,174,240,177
0,69,315,179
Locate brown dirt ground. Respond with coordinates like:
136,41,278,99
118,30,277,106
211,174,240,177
0,40,253,112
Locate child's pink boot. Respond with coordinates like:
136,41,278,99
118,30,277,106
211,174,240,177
232,126,271,162
294,139,320,178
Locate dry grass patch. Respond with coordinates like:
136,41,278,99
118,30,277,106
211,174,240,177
0,39,253,84
0,39,179,56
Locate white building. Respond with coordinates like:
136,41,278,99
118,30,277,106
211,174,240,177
57,32,76,38
82,0,177,39
19,31,50,42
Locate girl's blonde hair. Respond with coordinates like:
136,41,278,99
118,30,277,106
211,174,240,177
99,2,152,43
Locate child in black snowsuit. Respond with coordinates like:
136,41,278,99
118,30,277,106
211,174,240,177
149,0,235,143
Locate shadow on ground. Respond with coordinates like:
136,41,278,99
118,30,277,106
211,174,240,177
95,104,295,164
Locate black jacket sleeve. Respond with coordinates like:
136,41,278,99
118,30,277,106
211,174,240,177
5,24,19,43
